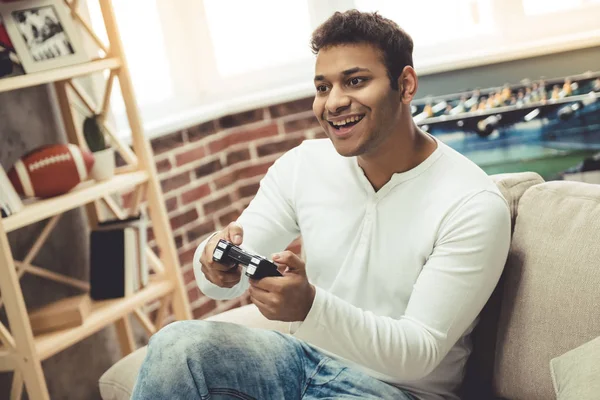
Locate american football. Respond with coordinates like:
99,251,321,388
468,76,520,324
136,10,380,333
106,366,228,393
8,144,95,199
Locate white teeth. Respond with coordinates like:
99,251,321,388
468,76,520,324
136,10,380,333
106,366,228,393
332,116,363,126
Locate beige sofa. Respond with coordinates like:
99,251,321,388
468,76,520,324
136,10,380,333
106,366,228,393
99,172,600,400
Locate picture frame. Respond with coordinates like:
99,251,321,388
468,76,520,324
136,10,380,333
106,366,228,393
0,0,88,74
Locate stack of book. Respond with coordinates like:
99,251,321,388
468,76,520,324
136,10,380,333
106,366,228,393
89,213,149,300
0,165,23,218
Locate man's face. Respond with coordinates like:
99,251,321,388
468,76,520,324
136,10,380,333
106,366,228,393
313,43,402,157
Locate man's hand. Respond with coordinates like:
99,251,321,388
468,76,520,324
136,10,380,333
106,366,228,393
200,222,244,288
248,251,316,322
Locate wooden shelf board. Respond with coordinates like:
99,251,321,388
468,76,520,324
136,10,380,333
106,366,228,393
0,58,121,93
2,171,149,233
36,278,174,360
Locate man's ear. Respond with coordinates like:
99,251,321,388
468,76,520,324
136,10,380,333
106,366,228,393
398,66,418,104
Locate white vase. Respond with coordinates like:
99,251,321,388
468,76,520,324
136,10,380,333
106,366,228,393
90,148,115,181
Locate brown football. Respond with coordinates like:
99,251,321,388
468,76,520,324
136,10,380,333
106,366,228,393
8,144,95,199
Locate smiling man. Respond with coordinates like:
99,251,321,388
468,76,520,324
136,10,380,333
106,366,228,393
132,10,511,400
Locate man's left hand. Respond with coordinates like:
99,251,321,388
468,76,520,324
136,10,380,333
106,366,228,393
248,251,316,322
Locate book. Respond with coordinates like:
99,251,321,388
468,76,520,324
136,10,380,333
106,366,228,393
28,294,92,335
0,164,23,217
90,213,149,300
96,213,149,288
90,226,138,299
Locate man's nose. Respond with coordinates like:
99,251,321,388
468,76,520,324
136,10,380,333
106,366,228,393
325,86,351,115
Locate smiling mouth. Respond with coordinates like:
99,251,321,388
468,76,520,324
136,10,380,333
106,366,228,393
327,115,365,130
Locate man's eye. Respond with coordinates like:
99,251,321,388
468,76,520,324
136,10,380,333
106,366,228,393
349,77,365,86
316,85,329,93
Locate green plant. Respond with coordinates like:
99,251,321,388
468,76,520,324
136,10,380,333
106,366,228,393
83,114,108,152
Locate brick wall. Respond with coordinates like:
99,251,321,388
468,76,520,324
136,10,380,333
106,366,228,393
140,96,324,319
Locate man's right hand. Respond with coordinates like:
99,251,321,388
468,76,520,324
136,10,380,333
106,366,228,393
200,221,244,288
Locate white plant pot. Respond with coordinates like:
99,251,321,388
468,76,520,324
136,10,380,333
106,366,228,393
90,148,115,181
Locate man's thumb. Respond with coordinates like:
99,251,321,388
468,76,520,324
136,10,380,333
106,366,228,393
226,221,244,245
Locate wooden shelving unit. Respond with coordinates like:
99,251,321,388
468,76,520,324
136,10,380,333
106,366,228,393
0,1,192,399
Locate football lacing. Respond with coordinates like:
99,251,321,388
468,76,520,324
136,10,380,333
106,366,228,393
28,153,71,172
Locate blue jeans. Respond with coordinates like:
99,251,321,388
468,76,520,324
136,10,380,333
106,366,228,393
131,320,417,399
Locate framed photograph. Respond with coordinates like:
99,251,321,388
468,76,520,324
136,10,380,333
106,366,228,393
0,0,88,74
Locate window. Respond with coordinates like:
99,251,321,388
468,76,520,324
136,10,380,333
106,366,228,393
204,0,313,77
85,0,600,140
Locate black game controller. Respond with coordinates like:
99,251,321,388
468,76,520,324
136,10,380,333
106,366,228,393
212,239,282,280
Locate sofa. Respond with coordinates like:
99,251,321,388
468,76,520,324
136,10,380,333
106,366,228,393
99,171,600,400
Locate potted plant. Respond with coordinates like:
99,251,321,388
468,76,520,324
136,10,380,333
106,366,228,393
83,114,114,181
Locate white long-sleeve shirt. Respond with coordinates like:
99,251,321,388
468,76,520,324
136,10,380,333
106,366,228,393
193,136,511,400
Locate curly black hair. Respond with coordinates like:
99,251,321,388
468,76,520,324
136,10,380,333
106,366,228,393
310,10,413,91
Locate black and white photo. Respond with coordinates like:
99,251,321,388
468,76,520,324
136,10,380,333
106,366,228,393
0,0,88,73
12,6,74,61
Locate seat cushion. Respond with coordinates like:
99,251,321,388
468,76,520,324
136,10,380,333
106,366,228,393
550,335,600,399
99,304,288,400
492,181,600,399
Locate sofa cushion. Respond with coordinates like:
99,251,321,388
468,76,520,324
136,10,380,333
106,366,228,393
460,172,543,400
550,335,600,399
490,172,545,234
492,181,600,399
99,304,287,400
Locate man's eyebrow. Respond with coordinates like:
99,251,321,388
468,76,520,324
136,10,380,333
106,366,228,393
314,67,371,82
342,67,371,76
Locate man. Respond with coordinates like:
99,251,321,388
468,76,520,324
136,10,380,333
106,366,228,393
132,10,510,400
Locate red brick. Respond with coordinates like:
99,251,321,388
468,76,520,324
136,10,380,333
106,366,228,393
226,148,251,166
170,208,199,230
115,151,127,168
229,124,278,147
193,299,217,319
188,286,201,303
269,97,313,118
214,171,237,189
257,136,304,157
195,159,222,178
238,182,260,199
175,145,207,166
147,227,154,243
187,220,216,243
219,109,264,129
208,137,230,154
181,183,211,205
188,120,217,142
183,267,196,285
165,196,178,212
161,172,190,193
284,115,320,133
239,198,252,210
156,158,172,173
174,234,184,249
238,161,273,180
121,190,135,209
178,247,196,266
219,209,241,227
203,194,232,215
151,131,184,155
